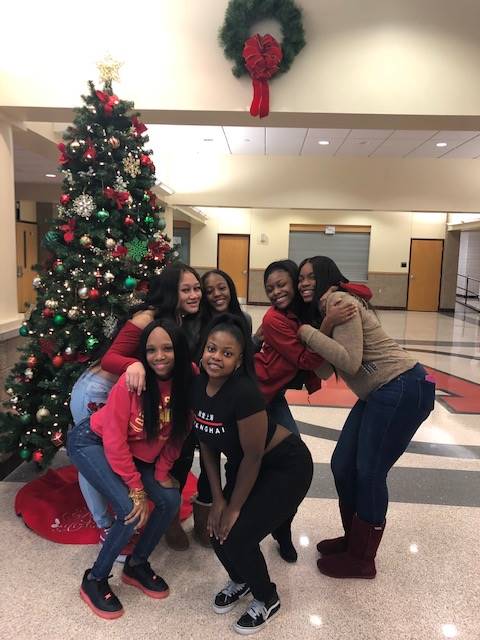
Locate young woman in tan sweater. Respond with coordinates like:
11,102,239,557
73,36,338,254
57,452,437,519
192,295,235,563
297,256,436,579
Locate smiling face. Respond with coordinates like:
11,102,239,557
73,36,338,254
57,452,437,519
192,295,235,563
264,269,295,310
298,261,316,303
145,327,175,379
204,273,231,314
177,271,202,315
202,330,243,382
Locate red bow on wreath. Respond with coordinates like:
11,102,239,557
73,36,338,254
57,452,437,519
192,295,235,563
95,90,120,115
104,187,130,210
131,116,148,135
243,34,283,118
57,142,69,165
59,218,76,244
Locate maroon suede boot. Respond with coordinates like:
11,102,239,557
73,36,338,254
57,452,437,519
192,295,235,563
316,502,354,555
317,514,385,579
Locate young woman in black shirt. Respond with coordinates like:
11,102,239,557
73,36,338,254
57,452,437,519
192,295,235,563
192,313,313,635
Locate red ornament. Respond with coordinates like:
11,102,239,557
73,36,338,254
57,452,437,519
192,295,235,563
243,34,283,118
112,243,128,258
88,288,101,301
140,154,151,166
32,450,44,463
124,215,134,227
52,354,64,368
27,355,38,367
42,308,54,318
83,140,96,160
59,218,76,244
60,194,71,205
57,142,69,165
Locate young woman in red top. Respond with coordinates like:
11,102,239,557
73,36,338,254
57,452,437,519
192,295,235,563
101,263,202,550
254,260,355,562
67,320,193,620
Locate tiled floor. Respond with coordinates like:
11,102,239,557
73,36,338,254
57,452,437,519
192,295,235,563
1,305,479,639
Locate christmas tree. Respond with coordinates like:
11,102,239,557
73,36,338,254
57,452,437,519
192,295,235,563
0,65,176,466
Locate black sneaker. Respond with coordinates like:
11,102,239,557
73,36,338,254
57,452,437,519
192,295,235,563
277,540,298,563
213,580,251,614
122,556,169,599
80,569,124,620
233,594,281,635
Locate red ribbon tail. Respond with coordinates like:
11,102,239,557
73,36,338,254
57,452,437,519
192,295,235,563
250,79,269,118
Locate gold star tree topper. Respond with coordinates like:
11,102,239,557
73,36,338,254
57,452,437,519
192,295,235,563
96,54,123,84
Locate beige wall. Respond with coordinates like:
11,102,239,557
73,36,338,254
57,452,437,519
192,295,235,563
18,200,36,222
189,208,448,307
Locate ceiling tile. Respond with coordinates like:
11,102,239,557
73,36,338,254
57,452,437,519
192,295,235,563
223,127,264,154
266,128,307,155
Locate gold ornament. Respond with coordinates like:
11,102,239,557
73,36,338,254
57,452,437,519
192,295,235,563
96,54,123,84
36,406,50,421
123,155,141,178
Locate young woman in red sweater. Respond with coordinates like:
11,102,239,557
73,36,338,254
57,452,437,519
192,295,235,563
67,320,193,619
101,263,202,550
254,259,355,562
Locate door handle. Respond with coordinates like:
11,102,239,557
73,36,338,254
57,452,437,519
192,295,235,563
17,266,23,278
410,274,415,279
242,270,247,275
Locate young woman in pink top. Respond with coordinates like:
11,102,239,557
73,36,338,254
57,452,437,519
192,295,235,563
68,320,193,620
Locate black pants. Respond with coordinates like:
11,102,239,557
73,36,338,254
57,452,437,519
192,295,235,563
211,435,313,602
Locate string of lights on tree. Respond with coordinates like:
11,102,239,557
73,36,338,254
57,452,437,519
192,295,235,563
0,61,178,466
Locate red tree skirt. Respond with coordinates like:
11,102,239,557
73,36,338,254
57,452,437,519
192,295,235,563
14,465,197,545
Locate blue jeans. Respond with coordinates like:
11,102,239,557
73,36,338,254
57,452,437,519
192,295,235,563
67,418,180,579
70,369,115,528
267,393,300,436
331,363,435,525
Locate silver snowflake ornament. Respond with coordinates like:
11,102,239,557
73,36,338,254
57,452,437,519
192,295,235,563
73,194,95,219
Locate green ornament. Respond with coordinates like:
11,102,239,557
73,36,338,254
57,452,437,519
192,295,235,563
143,193,150,202
53,314,66,327
19,448,31,460
144,215,155,225
19,325,29,337
96,209,110,222
157,217,166,231
20,414,32,425
54,264,65,274
124,276,137,290
43,230,60,250
86,336,99,351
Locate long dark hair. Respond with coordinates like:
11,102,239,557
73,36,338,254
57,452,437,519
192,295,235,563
201,313,257,383
298,256,348,325
263,259,302,316
138,319,192,443
132,263,202,321
201,269,243,319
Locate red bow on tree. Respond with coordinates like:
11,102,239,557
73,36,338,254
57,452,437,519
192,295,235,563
59,218,76,244
148,240,167,262
131,116,148,135
243,34,283,118
39,338,57,358
112,243,128,258
95,90,120,115
104,187,130,210
57,142,69,165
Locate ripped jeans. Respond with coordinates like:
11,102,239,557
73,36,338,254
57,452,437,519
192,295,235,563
67,418,180,579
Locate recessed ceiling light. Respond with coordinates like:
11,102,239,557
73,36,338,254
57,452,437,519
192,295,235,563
45,173,57,178
436,142,448,148
318,140,330,145
244,138,251,142
203,138,214,142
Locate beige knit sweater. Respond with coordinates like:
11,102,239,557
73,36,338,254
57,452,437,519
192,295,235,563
298,291,417,400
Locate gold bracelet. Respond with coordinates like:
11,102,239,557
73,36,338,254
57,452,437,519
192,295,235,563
128,488,146,506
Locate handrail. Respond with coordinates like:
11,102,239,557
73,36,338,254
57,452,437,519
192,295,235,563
456,272,480,311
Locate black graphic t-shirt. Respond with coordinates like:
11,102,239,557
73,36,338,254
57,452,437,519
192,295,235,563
192,370,274,470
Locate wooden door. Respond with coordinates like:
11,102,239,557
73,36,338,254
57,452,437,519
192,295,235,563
407,239,443,311
16,222,38,312
217,234,250,302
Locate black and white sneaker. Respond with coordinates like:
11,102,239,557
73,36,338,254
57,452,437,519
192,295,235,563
233,594,281,634
213,580,251,614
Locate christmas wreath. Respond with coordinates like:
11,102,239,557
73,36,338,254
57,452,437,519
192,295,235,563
219,0,306,118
